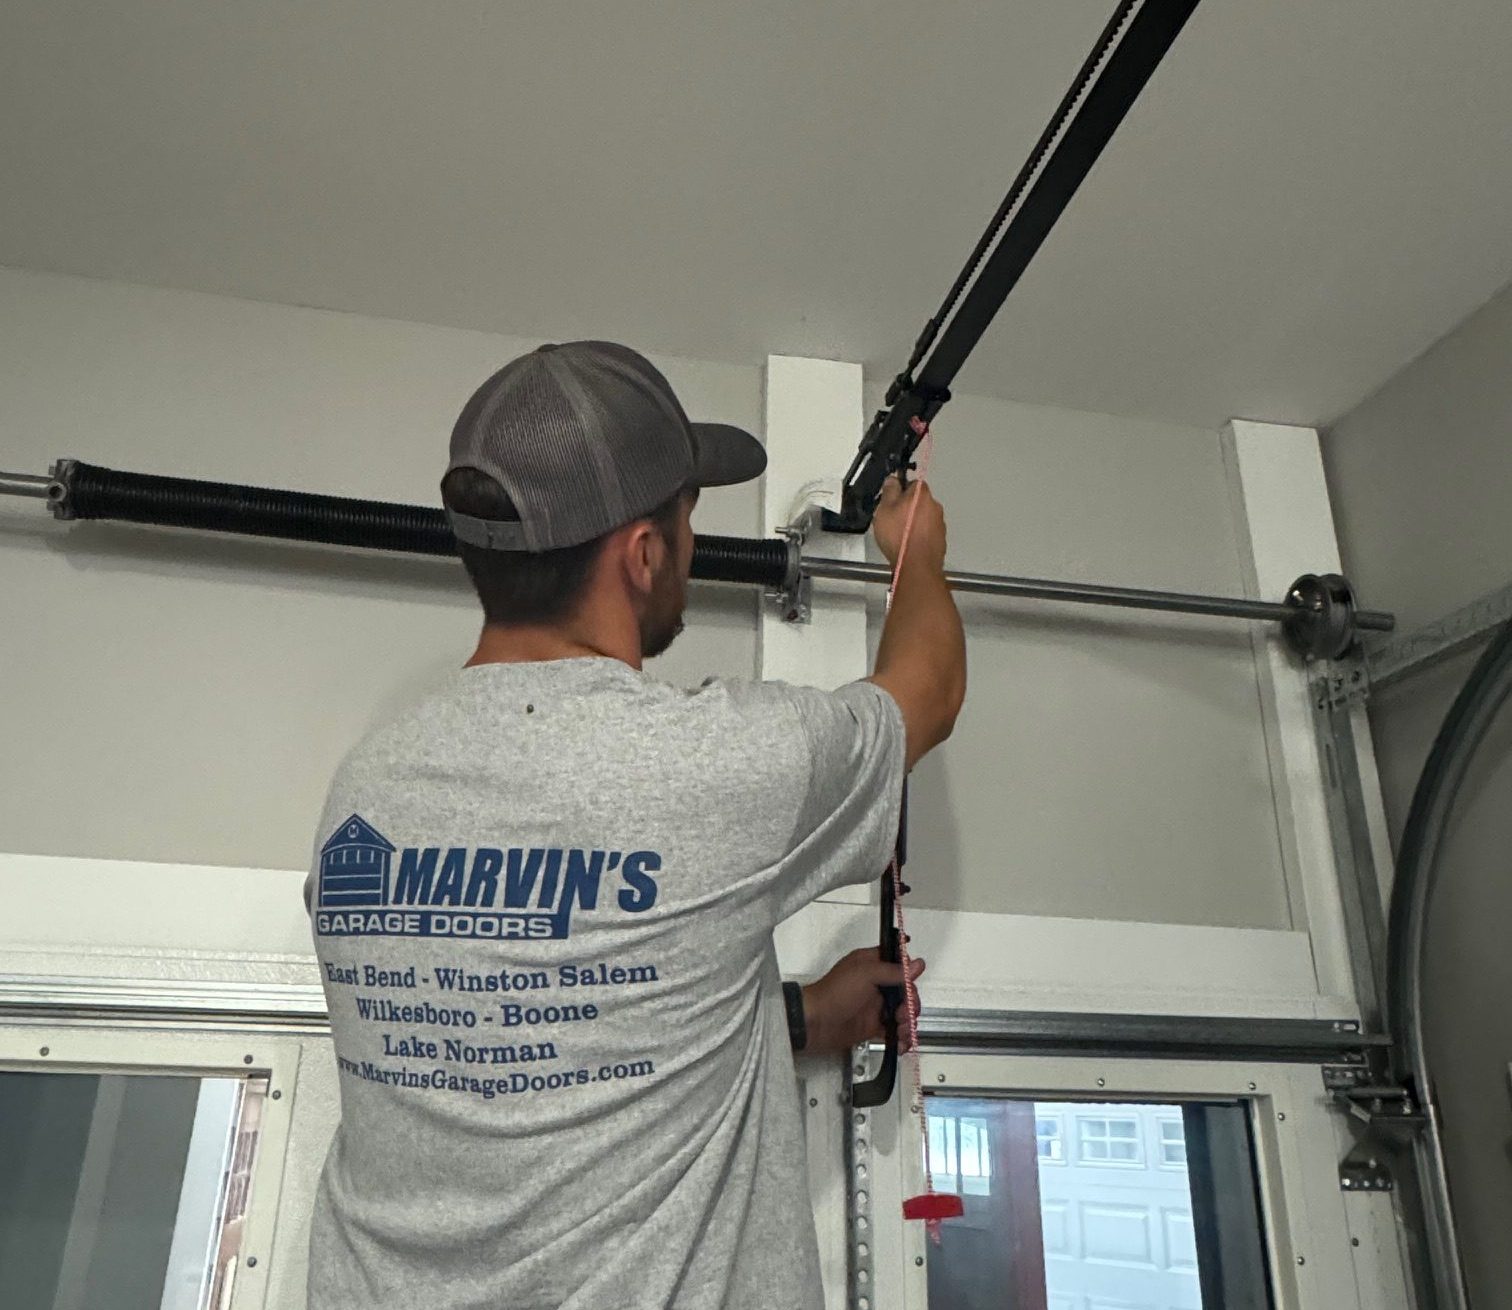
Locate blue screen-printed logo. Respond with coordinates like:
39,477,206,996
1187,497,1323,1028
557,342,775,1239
313,815,661,942
318,815,397,909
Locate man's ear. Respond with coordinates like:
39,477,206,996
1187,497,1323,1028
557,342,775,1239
615,519,662,598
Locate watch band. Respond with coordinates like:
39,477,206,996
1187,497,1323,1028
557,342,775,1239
782,981,807,1052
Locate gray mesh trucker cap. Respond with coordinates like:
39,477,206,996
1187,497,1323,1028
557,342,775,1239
444,341,766,552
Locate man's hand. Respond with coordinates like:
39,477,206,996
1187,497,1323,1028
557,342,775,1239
801,947,926,1056
871,476,947,575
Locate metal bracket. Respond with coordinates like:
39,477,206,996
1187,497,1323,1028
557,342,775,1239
1339,1148,1395,1193
1325,1060,1426,1193
45,458,76,519
768,517,812,624
1313,661,1372,711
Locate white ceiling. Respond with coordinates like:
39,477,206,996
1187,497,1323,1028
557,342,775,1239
3,0,1511,430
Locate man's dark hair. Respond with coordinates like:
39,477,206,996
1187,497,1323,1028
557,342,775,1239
443,468,682,626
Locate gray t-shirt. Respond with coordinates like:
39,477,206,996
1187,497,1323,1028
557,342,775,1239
304,657,905,1310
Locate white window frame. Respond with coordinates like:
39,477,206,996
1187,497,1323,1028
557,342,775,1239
1073,1112,1145,1168
866,1050,1402,1310
0,1023,302,1310
1157,1114,1189,1170
1035,1111,1066,1166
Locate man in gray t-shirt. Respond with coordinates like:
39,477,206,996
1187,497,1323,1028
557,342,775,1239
306,341,966,1310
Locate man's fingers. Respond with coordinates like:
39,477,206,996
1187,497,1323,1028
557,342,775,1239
862,956,925,985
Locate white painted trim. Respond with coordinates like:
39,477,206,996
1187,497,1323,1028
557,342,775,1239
1,853,1339,1020
1221,421,1360,1007
0,852,312,958
778,899,1343,1021
759,354,874,910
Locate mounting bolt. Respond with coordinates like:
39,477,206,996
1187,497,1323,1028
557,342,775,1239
243,1054,254,1065
1248,1082,1257,1091
1351,1238,1361,1248
38,1047,49,1057
1296,1255,1306,1266
1277,1112,1286,1122
914,1256,924,1267
1096,1077,1106,1088
272,1090,282,1100
808,1097,818,1107
247,1256,259,1268
936,1073,945,1083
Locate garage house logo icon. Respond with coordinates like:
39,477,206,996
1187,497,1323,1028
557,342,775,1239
314,814,661,941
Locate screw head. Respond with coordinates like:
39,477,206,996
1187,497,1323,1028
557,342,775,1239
1277,1112,1287,1121
38,1047,49,1057
243,1055,254,1065
272,1089,282,1101
1296,1255,1306,1266
936,1073,945,1083
247,1256,258,1268
1248,1082,1257,1091
914,1256,924,1267
808,1097,818,1108
1096,1077,1106,1088
1351,1238,1361,1248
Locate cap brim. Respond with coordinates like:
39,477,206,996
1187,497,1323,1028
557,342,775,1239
691,423,766,488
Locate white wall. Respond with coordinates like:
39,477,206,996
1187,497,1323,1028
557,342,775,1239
1323,278,1512,1306
884,390,1289,929
3,268,1291,939
0,268,761,871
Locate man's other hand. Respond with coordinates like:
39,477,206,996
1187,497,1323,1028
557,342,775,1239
801,947,926,1056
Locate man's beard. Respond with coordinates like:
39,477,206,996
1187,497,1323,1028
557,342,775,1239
640,563,687,660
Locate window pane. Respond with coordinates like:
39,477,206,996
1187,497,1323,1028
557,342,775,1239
926,1097,1274,1310
0,1071,263,1310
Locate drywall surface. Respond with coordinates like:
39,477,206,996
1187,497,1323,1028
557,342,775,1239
0,269,760,870
874,388,1289,929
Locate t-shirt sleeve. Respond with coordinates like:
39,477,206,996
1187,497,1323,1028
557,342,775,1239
771,679,907,923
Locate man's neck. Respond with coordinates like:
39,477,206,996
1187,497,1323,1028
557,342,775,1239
466,619,642,671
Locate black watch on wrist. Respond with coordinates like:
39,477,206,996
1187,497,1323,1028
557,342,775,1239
782,981,807,1052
